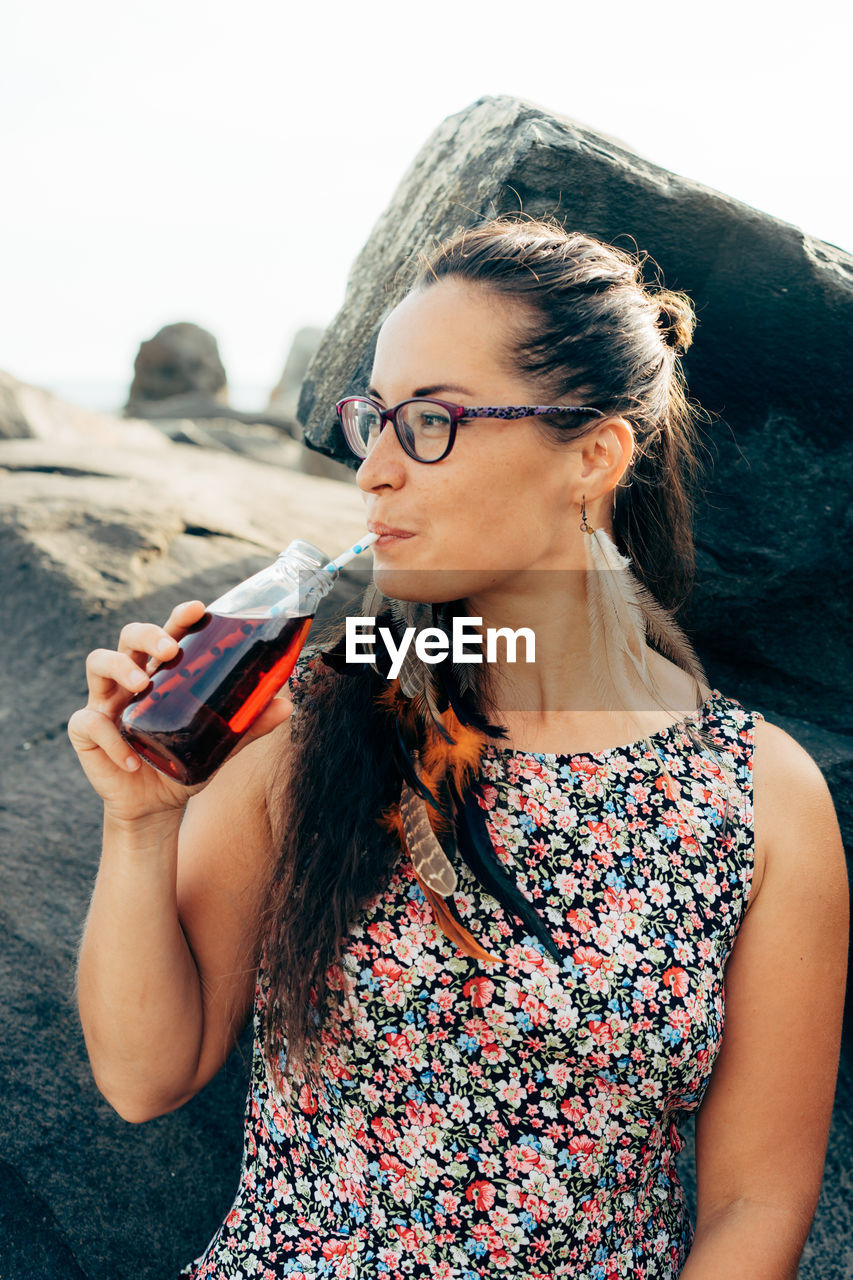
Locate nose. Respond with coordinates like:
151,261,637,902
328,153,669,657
355,418,409,494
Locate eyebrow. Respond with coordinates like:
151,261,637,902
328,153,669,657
366,383,475,401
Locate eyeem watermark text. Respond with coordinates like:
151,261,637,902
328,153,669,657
345,615,535,679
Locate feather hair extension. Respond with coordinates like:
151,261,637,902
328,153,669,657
400,755,458,895
437,602,510,738
414,873,500,963
421,666,449,733
377,676,512,960
388,599,429,698
424,711,492,798
392,719,440,811
379,739,500,963
360,581,386,619
437,603,478,702
380,681,488,805
434,654,509,741
586,525,663,714
379,672,561,965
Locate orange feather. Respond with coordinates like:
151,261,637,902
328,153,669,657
414,872,500,964
377,679,499,962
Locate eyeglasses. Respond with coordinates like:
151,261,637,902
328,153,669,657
335,396,606,464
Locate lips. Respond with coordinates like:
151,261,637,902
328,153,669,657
368,522,416,539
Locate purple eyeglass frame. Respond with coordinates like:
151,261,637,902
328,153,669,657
335,395,605,464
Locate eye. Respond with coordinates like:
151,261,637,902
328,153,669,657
403,402,452,433
341,400,384,453
356,404,381,431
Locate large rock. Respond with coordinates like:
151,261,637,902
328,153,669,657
126,321,228,411
0,368,311,471
0,369,168,447
0,389,370,1279
297,96,853,1276
299,95,853,731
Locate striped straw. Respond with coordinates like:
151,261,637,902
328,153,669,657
269,531,378,616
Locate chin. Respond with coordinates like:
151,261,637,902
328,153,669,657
371,565,505,605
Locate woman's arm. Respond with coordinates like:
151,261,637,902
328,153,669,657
72,604,293,1122
680,718,848,1278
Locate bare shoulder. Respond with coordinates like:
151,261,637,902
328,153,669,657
692,713,847,1237
750,715,847,907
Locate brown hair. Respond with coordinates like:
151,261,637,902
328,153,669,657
260,216,709,1081
415,217,706,611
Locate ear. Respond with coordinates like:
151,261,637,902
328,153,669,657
575,416,635,498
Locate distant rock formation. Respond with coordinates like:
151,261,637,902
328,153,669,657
126,320,228,413
121,324,341,472
268,325,325,425
0,368,326,472
0,368,165,446
266,325,354,483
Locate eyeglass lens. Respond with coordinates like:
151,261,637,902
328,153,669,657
342,399,452,462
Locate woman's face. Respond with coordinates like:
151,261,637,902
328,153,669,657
356,277,608,605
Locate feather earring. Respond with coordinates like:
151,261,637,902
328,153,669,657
581,495,708,721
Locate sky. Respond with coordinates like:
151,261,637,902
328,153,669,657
3,0,851,410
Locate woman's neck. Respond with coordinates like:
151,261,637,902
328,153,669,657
462,580,708,753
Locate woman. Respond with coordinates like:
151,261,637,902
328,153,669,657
71,218,847,1279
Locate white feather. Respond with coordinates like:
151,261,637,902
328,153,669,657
585,526,708,722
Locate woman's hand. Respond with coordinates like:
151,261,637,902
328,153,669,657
68,600,294,824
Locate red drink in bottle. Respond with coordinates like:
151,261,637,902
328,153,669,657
120,610,313,785
118,537,377,786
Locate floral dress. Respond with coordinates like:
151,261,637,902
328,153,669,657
181,666,763,1280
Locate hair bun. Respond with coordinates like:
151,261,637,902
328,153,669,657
655,290,695,355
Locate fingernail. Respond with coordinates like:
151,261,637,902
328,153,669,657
157,638,175,655
131,670,148,689
125,756,141,771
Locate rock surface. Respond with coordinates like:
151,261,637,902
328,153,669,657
297,95,853,1277
0,367,347,477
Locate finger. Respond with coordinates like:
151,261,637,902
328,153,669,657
116,603,206,668
117,621,182,669
245,694,295,739
85,647,152,708
146,601,206,674
68,707,143,773
163,599,207,637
